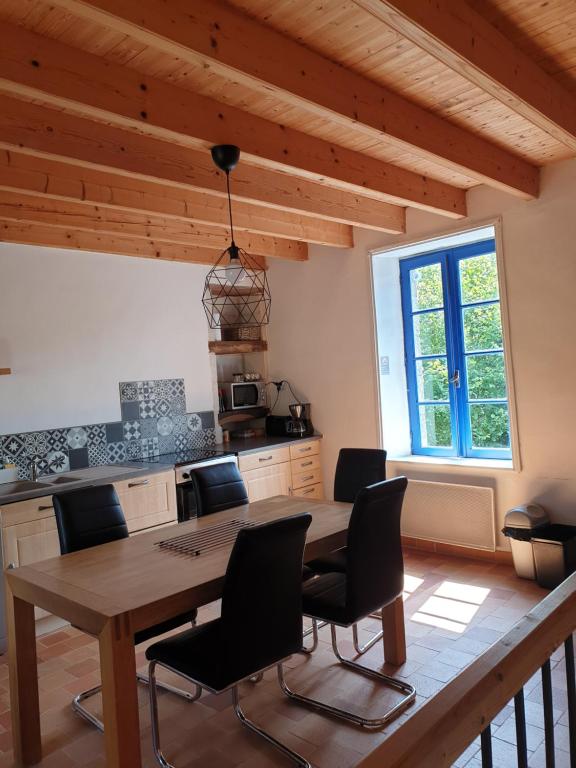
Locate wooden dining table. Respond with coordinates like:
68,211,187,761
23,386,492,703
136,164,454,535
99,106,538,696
6,494,407,767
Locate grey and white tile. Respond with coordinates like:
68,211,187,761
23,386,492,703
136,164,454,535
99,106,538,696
158,435,175,454
140,418,158,439
137,381,156,402
139,401,157,419
119,381,138,403
186,413,202,432
2,434,27,460
123,421,141,441
121,401,140,421
200,411,215,429
175,433,192,452
125,440,143,460
47,450,70,474
24,431,51,457
88,443,108,467
107,442,126,464
141,437,159,459
157,416,174,436
86,424,106,445
67,427,88,450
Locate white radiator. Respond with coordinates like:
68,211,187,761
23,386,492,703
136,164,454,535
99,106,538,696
401,479,496,551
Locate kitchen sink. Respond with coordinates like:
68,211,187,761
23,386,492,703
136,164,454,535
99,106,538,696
0,480,52,494
42,475,83,485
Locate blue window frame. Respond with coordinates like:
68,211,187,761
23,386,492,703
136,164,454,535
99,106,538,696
400,238,511,459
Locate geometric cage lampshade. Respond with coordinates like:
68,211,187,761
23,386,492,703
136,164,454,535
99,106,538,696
202,144,271,330
202,242,271,329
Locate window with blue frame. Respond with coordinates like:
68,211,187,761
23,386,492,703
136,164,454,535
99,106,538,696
400,238,511,459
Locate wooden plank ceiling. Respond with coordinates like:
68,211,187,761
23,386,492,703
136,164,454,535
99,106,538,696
0,0,574,265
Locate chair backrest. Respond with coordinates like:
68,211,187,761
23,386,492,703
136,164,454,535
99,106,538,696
221,513,312,677
53,484,129,554
333,448,387,503
191,462,248,517
345,476,408,620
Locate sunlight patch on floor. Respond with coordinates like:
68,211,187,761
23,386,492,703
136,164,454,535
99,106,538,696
410,580,491,634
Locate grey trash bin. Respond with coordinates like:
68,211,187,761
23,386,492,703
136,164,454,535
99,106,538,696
502,504,549,579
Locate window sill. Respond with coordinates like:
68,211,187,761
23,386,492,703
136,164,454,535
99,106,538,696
387,454,515,471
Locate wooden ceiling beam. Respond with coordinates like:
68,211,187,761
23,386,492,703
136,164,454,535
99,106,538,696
0,219,267,267
0,21,462,218
0,151,355,246
0,96,410,231
354,0,576,152
0,190,307,260
46,0,539,199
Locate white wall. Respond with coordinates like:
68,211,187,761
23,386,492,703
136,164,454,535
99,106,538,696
268,158,576,546
0,244,214,434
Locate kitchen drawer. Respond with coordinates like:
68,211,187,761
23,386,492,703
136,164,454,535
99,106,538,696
238,447,291,472
291,454,321,474
1,495,56,527
291,483,324,500
289,440,320,460
291,467,323,490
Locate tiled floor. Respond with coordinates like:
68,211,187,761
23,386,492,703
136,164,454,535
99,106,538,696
0,550,567,768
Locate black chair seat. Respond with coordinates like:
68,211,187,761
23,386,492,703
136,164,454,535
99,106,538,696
135,610,198,645
302,572,348,625
306,548,347,575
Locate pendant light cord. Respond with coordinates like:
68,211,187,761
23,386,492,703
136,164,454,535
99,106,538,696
226,170,236,247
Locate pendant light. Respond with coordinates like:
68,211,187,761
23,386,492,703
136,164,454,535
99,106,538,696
202,145,271,329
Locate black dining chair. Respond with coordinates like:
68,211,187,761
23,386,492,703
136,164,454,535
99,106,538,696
304,448,387,653
145,513,313,768
283,477,415,728
189,461,248,516
52,484,198,732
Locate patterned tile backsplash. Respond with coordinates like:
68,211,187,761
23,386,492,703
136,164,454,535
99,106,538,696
1,378,217,480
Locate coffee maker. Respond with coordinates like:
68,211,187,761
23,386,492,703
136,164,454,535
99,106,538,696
266,402,314,437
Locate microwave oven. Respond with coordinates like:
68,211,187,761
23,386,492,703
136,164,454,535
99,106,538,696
221,381,267,410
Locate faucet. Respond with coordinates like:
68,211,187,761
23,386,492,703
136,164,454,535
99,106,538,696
29,459,39,482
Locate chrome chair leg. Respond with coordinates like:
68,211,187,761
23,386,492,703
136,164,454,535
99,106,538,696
137,671,202,701
72,684,104,732
149,661,176,768
279,624,416,728
352,622,384,656
233,681,311,768
301,618,319,654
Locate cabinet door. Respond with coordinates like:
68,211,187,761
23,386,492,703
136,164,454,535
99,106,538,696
241,462,292,503
2,517,61,619
114,470,177,533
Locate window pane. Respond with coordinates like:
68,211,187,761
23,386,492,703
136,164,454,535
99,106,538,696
410,263,444,311
459,252,499,304
470,404,510,449
413,311,446,356
466,353,507,400
416,358,449,401
419,405,452,447
463,304,503,352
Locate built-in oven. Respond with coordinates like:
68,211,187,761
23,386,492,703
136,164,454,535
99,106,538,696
175,455,238,522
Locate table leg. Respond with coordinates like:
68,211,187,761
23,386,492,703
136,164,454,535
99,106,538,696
99,616,142,768
382,596,407,666
6,585,41,765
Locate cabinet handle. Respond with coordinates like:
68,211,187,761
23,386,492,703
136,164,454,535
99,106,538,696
301,475,314,483
128,479,150,488
38,505,53,511
299,446,312,453
259,456,273,463
301,461,314,467
301,487,314,495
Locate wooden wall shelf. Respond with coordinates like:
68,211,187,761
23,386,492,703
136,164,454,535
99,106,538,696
218,407,269,426
209,340,268,355
0,368,12,376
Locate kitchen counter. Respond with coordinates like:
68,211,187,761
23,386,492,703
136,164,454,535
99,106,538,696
0,462,172,506
217,433,322,456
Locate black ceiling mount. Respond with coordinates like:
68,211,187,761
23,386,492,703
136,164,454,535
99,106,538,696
211,145,240,174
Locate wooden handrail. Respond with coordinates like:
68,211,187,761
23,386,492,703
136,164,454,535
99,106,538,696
359,572,576,768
